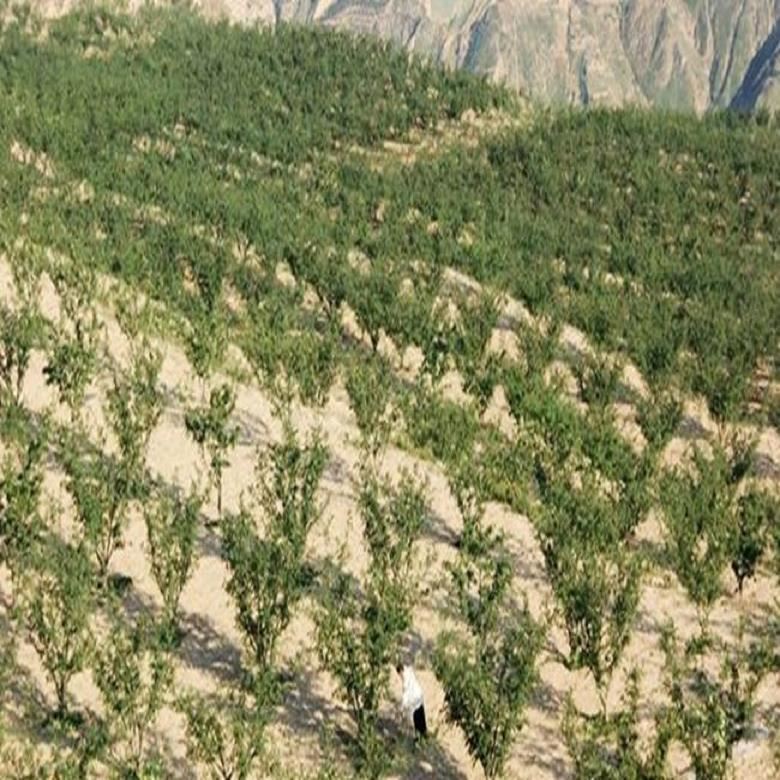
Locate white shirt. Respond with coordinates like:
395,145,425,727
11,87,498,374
400,666,424,716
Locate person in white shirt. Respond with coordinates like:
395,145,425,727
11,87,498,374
396,662,427,739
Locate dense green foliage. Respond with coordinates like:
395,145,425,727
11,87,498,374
144,483,202,644
185,383,240,517
223,424,326,672
17,538,94,717
562,669,671,780
660,625,773,780
1,5,776,425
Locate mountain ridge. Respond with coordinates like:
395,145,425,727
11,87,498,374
25,0,780,110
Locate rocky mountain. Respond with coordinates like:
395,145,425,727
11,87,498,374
27,0,780,110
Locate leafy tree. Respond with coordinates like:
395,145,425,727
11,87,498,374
535,468,643,705
0,263,43,406
17,539,94,718
547,544,641,705
185,309,228,396
185,383,240,518
692,351,751,424
515,317,561,379
562,668,671,780
43,315,101,423
660,624,773,780
281,324,338,407
106,340,163,485
285,243,348,319
446,457,506,637
239,293,336,408
345,356,395,461
662,440,755,625
451,292,501,413
435,459,541,779
315,469,428,777
402,381,478,465
435,615,540,780
348,261,398,353
177,685,268,780
43,261,101,423
63,441,134,590
94,613,173,778
144,483,202,645
222,423,327,671
572,352,623,412
0,419,47,579
729,490,776,593
637,391,682,457
418,315,452,386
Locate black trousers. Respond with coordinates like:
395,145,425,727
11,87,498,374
413,705,427,737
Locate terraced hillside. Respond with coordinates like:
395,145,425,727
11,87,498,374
1,6,779,779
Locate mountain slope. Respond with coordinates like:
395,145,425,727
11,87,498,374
2,8,779,778
730,16,780,109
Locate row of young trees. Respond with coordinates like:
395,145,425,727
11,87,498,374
3,232,780,780
3,6,776,433
0,251,512,777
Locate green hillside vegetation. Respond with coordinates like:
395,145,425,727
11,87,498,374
1,6,777,423
1,4,779,779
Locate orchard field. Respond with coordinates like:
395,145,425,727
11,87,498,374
1,4,779,779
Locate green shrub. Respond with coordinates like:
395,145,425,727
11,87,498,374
435,615,540,779
185,309,228,391
63,442,134,590
535,471,643,702
285,244,348,319
222,424,326,671
0,420,47,578
348,261,399,354
0,263,43,405
403,383,478,465
178,684,269,780
549,545,641,702
562,669,671,780
185,383,240,518
43,316,100,423
281,324,338,407
436,460,541,778
94,613,173,777
106,340,163,485
43,261,101,423
660,624,773,780
345,356,395,461
144,483,202,645
729,490,776,593
637,391,682,456
451,292,501,412
662,440,755,624
17,539,94,718
315,468,427,778
572,353,623,411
